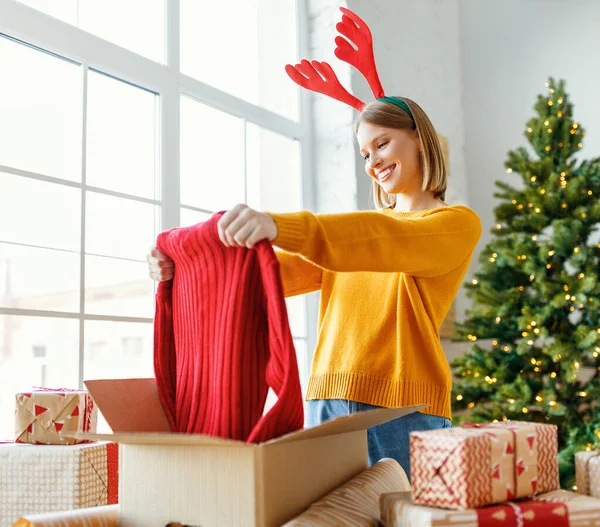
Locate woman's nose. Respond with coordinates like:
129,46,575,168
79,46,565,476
367,155,382,171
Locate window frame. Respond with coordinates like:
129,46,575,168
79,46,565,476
0,0,317,388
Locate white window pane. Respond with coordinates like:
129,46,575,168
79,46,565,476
87,71,158,199
0,243,79,313
85,255,154,318
0,36,82,182
86,193,157,260
0,315,79,440
286,295,305,338
0,173,81,251
246,124,302,211
18,0,166,63
17,0,78,25
180,97,245,211
180,208,212,228
181,0,298,120
83,321,153,380
79,0,165,63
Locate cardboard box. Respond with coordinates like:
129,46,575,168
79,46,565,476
68,378,425,527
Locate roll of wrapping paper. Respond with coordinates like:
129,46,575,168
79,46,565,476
12,505,119,527
282,458,411,526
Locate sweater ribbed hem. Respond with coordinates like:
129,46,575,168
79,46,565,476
306,372,452,420
269,213,306,253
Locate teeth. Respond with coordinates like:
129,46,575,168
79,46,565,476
379,165,394,179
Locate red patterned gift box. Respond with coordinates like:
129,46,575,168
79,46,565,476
15,388,97,445
410,421,559,510
381,489,600,527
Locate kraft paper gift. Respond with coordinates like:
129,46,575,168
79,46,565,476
410,420,559,509
15,389,97,445
575,450,600,498
381,489,600,527
0,442,118,527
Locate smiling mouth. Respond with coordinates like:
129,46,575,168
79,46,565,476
377,164,396,182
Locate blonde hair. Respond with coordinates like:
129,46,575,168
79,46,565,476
355,97,447,209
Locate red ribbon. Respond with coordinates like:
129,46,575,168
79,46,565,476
461,422,521,501
106,442,119,505
476,497,569,526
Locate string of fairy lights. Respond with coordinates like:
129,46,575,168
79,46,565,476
454,81,600,444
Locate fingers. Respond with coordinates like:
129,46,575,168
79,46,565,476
147,246,174,282
218,205,272,249
217,204,247,246
148,265,173,282
221,206,254,247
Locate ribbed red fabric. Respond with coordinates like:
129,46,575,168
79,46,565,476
153,212,304,443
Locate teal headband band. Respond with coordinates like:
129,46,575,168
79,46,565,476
377,97,414,120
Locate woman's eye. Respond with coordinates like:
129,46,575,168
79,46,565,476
363,153,370,161
378,141,389,149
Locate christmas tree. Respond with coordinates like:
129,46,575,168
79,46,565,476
452,78,600,488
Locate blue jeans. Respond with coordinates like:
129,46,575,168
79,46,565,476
306,399,452,482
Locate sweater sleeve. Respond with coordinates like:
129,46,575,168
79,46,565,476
269,206,482,277
275,249,323,297
153,281,178,431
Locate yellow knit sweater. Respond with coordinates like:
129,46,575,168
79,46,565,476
269,205,482,420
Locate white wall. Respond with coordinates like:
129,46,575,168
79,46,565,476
307,0,472,324
460,0,600,256
307,0,600,334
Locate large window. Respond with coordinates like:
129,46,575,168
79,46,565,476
0,0,311,439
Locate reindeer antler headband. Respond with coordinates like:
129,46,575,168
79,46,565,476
285,7,413,119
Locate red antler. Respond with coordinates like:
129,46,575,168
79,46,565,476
285,59,365,111
334,7,385,100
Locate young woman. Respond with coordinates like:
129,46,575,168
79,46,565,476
147,8,481,480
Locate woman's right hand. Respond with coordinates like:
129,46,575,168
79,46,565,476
147,247,174,282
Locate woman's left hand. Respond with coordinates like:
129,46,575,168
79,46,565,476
217,204,278,248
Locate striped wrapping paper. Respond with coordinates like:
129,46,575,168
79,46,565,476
283,458,411,526
12,505,119,527
380,489,600,527
411,421,559,510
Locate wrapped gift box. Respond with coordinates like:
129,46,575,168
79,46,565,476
575,450,600,498
15,388,97,445
0,441,118,527
410,421,559,510
380,489,600,527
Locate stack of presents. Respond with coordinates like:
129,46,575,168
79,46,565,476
3,382,600,526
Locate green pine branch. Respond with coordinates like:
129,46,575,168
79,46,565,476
451,78,600,488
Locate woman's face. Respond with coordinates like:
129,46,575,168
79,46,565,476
356,122,422,195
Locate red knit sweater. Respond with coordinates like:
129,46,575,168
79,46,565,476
153,213,304,443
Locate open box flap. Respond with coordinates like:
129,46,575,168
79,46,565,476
67,431,246,447
262,404,428,446
84,378,171,433
76,378,428,447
